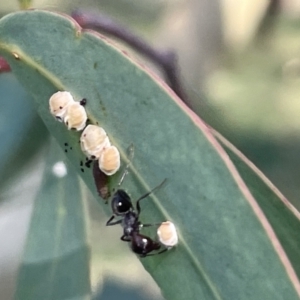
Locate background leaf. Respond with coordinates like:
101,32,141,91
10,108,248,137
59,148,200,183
15,139,91,300
213,130,300,279
0,10,299,300
17,0,32,10
0,72,47,188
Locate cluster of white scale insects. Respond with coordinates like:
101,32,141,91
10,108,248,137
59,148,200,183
49,91,120,176
49,91,178,249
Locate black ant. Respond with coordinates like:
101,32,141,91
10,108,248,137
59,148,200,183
106,145,168,257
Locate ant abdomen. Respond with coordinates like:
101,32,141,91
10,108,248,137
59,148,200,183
131,232,161,257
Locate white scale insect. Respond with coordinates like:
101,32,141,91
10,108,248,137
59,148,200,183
64,102,87,131
49,91,87,131
80,125,120,175
49,91,74,121
99,145,120,176
80,125,110,159
157,221,178,248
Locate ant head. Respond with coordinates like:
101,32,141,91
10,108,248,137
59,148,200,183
131,232,161,256
111,189,133,215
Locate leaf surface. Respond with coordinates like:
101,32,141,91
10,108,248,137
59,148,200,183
214,130,300,280
0,10,299,300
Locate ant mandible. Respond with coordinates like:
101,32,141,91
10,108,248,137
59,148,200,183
106,145,168,257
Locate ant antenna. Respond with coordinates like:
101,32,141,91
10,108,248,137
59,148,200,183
136,178,167,214
116,143,134,188
136,178,167,202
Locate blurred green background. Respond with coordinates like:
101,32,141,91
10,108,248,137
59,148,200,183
1,0,300,299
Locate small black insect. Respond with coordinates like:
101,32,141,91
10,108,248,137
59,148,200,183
107,181,167,257
80,98,87,106
85,160,92,168
106,145,167,257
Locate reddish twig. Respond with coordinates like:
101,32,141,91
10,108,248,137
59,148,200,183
72,10,191,108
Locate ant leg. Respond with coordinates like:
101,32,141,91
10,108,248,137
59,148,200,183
104,144,134,206
116,144,134,188
143,248,168,257
106,215,122,226
136,179,167,215
120,235,131,242
140,223,162,228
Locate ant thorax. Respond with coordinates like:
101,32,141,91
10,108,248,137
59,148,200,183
122,211,139,236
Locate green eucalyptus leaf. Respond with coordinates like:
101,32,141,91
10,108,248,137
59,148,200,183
15,139,90,299
214,131,300,279
0,72,47,187
0,10,299,300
